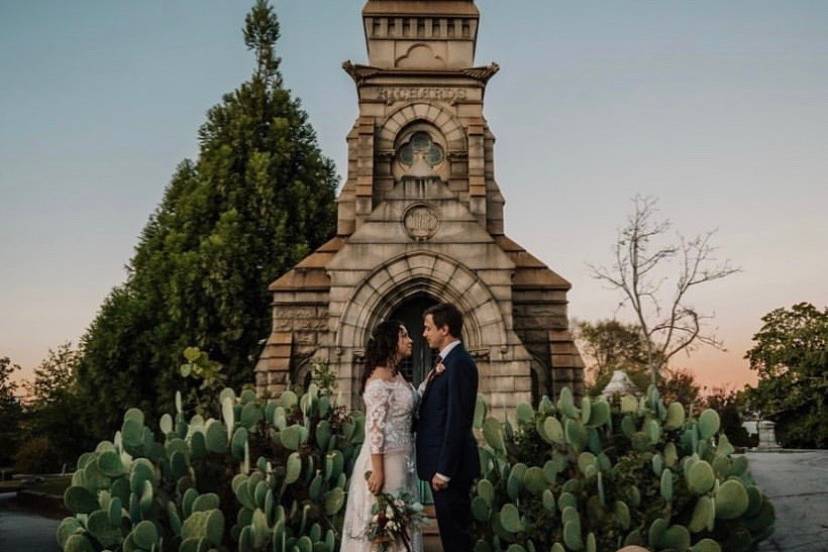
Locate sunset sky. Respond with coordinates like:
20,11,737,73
1,1,826,391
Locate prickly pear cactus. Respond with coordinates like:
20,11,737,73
57,362,363,552
471,386,774,552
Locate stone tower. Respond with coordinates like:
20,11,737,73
256,0,584,415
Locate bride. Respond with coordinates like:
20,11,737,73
341,320,424,552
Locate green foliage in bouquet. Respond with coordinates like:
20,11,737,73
56,363,364,552
471,386,775,552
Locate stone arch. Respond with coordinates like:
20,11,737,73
292,356,316,391
335,251,508,364
378,102,466,150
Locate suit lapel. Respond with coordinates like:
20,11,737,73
420,343,464,408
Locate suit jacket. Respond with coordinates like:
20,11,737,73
415,342,481,485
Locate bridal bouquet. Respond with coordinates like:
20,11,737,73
364,473,427,552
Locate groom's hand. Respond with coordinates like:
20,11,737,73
431,474,448,492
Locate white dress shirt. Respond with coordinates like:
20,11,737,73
438,339,461,362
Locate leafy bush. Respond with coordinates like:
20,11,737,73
471,386,774,552
56,379,364,552
14,437,61,475
745,302,828,449
21,343,97,471
0,356,24,467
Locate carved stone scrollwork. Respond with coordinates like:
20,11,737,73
342,61,380,85
403,203,440,241
462,63,500,84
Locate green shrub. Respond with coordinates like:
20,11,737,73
471,385,775,552
14,436,61,474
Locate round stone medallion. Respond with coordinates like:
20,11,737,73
403,204,439,241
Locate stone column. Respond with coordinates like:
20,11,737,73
757,420,781,450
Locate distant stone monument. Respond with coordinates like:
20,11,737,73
602,370,640,398
255,0,584,413
757,420,781,450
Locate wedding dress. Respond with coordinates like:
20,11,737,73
341,374,424,552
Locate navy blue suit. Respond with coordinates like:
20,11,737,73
416,343,480,551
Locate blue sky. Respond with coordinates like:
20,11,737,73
1,1,826,389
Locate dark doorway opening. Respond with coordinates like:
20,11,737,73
388,293,440,388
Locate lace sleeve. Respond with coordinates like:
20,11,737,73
364,381,392,454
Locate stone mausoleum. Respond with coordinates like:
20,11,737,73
256,0,584,414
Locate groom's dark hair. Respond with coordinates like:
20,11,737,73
424,302,463,339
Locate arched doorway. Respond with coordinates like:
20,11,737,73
388,293,439,388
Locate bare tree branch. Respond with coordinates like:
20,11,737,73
588,195,741,384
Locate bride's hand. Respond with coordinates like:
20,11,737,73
367,470,384,495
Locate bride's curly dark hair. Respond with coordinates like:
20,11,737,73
360,320,406,395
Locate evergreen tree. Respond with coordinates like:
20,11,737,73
76,0,337,439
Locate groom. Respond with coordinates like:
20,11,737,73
416,302,480,551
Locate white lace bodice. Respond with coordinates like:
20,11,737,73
363,375,418,454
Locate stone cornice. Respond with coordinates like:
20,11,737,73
342,60,499,86
363,1,478,17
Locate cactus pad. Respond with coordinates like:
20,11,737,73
689,496,714,533
687,460,715,495
500,503,523,532
715,479,749,519
64,486,98,514
132,520,158,549
698,409,721,439
471,496,491,522
663,524,690,551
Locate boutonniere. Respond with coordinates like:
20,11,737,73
431,362,446,381
420,362,446,395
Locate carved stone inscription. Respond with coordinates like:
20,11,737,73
404,204,439,241
377,87,467,104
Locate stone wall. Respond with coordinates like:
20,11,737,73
512,288,585,399
255,291,330,396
